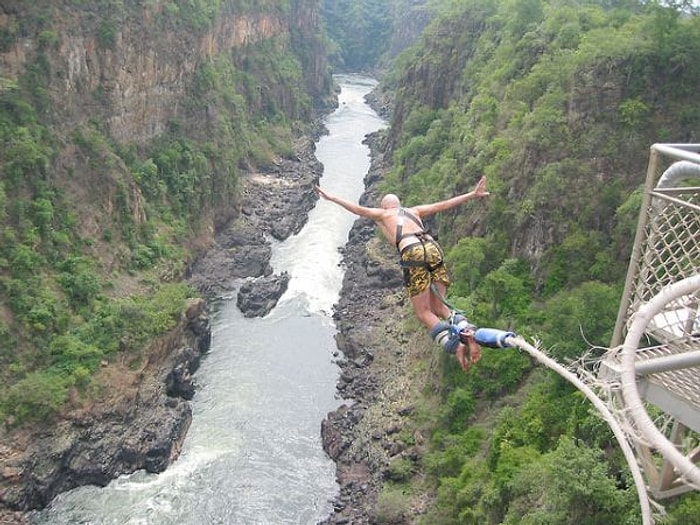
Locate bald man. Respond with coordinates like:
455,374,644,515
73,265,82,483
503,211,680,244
315,176,490,371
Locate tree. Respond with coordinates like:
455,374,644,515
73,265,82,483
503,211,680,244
539,281,620,361
446,237,487,296
503,437,640,524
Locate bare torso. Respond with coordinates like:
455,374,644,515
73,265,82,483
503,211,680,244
376,207,429,252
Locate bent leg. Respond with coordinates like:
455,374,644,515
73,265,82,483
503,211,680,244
410,289,440,331
428,281,451,320
403,256,478,372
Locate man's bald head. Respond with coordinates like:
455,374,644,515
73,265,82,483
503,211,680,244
380,194,400,209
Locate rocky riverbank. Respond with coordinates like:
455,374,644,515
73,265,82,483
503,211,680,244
188,110,422,523
187,134,323,303
0,93,411,525
185,122,417,524
0,133,325,524
319,131,434,524
0,298,210,525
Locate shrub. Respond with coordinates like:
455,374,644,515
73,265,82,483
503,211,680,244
60,270,101,309
385,457,416,482
97,20,118,49
441,387,476,431
1,370,68,424
37,30,60,50
375,486,410,525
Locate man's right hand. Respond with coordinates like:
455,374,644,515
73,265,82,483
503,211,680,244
456,345,470,371
473,176,489,198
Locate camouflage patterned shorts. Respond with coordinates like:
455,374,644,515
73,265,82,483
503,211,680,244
399,240,450,297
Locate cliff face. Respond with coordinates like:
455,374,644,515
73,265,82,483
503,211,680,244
292,0,333,98
0,1,328,144
7,299,210,508
0,0,332,259
0,1,332,519
383,2,700,287
0,297,210,521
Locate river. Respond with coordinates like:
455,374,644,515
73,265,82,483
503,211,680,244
31,74,385,525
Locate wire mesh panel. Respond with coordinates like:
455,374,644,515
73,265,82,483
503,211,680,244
603,144,700,499
613,146,700,334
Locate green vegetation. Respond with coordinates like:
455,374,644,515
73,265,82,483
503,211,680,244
367,0,700,522
0,0,325,426
0,283,195,424
2,0,697,520
153,0,292,30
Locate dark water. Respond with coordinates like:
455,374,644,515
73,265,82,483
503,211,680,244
32,74,385,525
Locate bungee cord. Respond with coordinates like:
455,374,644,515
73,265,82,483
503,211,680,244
481,332,655,525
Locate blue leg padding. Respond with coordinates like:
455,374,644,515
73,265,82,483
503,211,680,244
474,328,516,349
429,321,450,339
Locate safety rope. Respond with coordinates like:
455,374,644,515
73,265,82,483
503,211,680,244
429,282,465,315
508,335,654,525
430,283,654,523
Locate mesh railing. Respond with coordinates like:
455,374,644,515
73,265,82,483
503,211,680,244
604,143,700,499
613,145,700,344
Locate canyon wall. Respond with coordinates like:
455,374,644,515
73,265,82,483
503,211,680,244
0,1,332,520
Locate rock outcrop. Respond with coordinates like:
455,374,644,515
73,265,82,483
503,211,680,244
237,272,291,318
0,2,329,144
0,298,210,518
187,135,324,300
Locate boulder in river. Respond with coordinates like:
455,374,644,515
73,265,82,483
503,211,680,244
236,272,291,317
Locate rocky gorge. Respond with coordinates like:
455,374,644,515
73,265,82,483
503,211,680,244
0,297,211,524
0,0,422,520
0,130,316,522
191,110,419,525
0,88,411,525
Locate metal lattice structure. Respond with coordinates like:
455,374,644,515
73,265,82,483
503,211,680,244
601,143,700,499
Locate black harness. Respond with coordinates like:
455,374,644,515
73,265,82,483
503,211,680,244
396,208,444,271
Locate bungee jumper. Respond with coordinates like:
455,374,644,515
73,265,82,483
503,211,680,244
315,176,512,371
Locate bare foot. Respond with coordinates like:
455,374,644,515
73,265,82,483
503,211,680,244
456,344,471,372
456,333,482,372
467,336,482,364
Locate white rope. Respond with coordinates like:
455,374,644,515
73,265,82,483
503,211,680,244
506,335,654,525
620,275,700,489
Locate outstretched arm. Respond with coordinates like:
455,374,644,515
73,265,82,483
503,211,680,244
413,176,490,217
315,185,384,220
